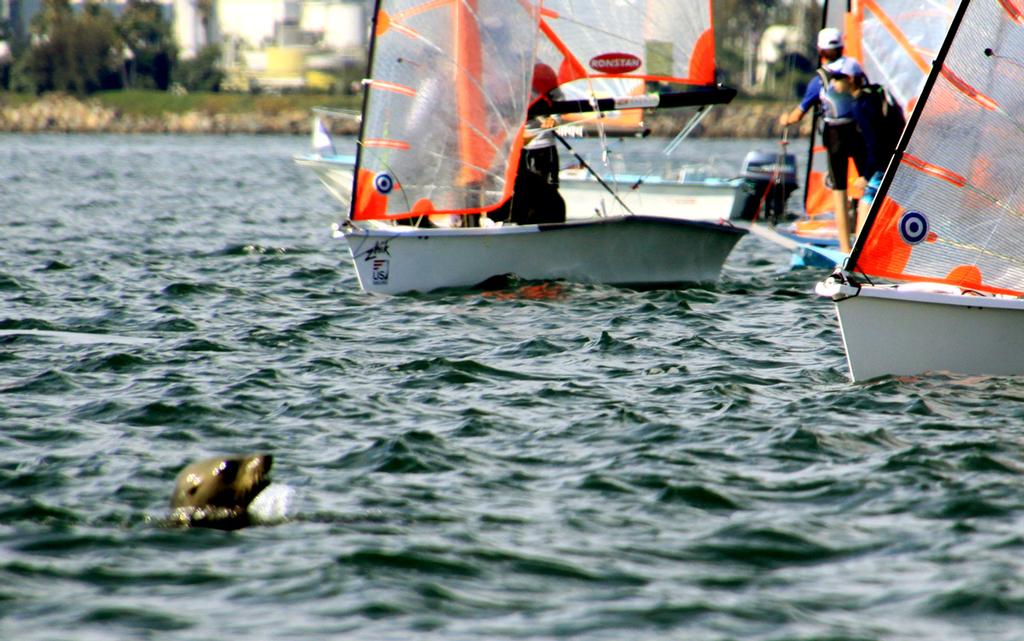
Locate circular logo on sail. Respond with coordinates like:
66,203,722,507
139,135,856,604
898,211,929,245
589,52,642,74
374,172,394,195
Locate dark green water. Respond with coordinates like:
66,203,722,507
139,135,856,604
3,134,1024,640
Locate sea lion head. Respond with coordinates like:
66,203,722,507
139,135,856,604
170,454,272,530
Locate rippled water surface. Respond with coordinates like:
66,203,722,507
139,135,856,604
3,134,1024,641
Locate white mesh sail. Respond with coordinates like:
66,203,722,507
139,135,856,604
852,0,1024,296
351,1,540,221
857,0,957,112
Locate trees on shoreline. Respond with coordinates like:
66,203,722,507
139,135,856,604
0,0,820,99
1,0,220,95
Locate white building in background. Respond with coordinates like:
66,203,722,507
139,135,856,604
173,0,365,90
173,0,364,58
756,25,804,87
172,0,210,60
299,0,364,51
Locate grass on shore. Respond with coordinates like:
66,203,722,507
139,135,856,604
0,89,362,116
92,90,364,116
2,88,788,117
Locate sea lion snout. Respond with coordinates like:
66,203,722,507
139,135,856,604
170,454,273,530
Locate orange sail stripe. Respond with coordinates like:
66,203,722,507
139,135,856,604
861,0,932,75
940,66,999,111
393,0,453,21
997,0,1024,24
844,9,863,63
454,0,487,186
367,80,416,97
363,138,411,151
901,152,966,188
389,21,420,40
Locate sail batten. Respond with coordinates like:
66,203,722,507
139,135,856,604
849,0,1024,296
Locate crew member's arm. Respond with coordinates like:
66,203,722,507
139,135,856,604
779,107,806,127
779,74,823,127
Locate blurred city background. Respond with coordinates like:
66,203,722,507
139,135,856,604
0,0,823,100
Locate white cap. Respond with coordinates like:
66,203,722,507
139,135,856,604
817,28,843,50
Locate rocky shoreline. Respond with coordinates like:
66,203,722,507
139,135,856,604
0,94,811,138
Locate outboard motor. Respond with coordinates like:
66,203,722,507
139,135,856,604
729,150,798,223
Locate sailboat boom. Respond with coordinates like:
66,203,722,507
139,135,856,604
527,86,736,118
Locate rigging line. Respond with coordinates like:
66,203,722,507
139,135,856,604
578,77,614,171
551,130,635,216
861,0,933,75
616,105,713,194
985,47,1024,74
932,235,1024,267
663,104,712,156
539,10,644,46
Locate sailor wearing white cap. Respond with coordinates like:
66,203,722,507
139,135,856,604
778,28,868,253
779,28,852,130
816,27,843,51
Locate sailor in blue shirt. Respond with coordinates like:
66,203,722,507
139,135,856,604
779,28,859,128
778,28,867,253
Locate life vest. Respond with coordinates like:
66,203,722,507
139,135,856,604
816,67,856,125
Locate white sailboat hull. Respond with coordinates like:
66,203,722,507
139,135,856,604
343,216,746,294
817,280,1024,382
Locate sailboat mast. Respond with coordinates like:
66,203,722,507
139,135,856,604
846,0,973,272
527,87,735,117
